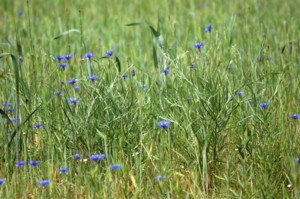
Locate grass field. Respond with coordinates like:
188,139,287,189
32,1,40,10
1,0,300,198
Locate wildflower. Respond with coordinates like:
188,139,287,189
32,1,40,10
162,68,170,74
64,54,72,60
205,23,212,33
236,91,243,96
257,58,262,62
290,114,300,120
90,154,107,162
266,57,272,61
260,102,268,109
74,86,80,91
2,102,12,107
84,53,94,59
89,76,99,82
29,161,40,166
55,90,62,96
6,108,14,113
131,69,136,76
68,98,81,106
67,78,77,85
109,164,122,170
33,16,37,20
17,10,23,16
58,63,68,69
38,180,50,186
16,160,26,168
190,63,196,69
157,120,171,129
32,123,43,129
0,178,5,185
7,130,12,133
106,50,114,57
194,42,203,49
121,74,128,79
138,84,148,89
295,158,300,163
74,154,82,160
227,66,234,70
155,175,167,180
54,55,65,62
59,168,69,173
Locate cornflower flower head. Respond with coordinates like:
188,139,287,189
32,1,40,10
155,175,167,180
58,63,68,69
59,168,69,173
17,10,24,16
190,63,196,69
194,42,203,49
0,178,5,185
295,158,300,163
138,84,148,89
54,55,65,62
227,66,234,71
2,102,12,107
131,69,136,76
84,53,94,59
38,180,50,186
260,102,268,109
55,90,62,96
236,91,243,96
157,120,171,129
89,76,99,82
109,164,122,170
90,154,107,162
162,68,170,74
74,154,82,160
106,50,114,57
68,98,81,106
6,108,14,113
121,74,128,79
29,161,40,166
32,123,43,129
266,56,272,61
67,78,77,85
16,160,26,168
64,54,72,60
205,23,212,33
7,130,12,133
290,114,300,120
74,86,80,91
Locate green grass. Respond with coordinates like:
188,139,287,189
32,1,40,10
1,0,300,198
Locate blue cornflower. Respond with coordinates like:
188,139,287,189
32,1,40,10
236,91,243,96
67,78,77,85
2,102,12,107
64,54,72,60
74,154,82,160
190,63,196,69
155,175,167,180
227,66,234,70
84,53,94,59
54,55,65,61
157,121,171,129
266,57,272,61
257,58,262,62
194,42,203,49
68,98,81,106
291,114,300,120
205,23,212,33
109,164,122,170
55,90,62,96
16,160,26,168
121,74,128,79
131,69,136,76
162,68,170,74
29,161,40,166
58,63,68,69
38,180,50,186
59,168,69,173
74,86,80,91
138,84,148,89
6,108,14,113
0,178,5,185
106,50,114,57
260,102,268,109
90,154,107,162
17,10,23,16
32,123,43,129
295,158,300,163
89,76,99,82
7,130,12,133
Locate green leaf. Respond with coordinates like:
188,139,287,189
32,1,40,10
148,25,160,37
0,52,10,58
152,45,158,68
125,22,146,26
54,29,81,40
115,56,121,72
